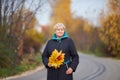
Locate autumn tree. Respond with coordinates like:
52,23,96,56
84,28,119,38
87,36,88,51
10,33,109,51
11,9,38,57
24,28,44,53
50,0,80,33
0,0,43,68
99,0,120,56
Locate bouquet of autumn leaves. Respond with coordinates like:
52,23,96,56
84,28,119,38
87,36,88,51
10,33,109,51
48,49,65,69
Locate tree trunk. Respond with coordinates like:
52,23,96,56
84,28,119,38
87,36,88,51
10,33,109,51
18,36,23,57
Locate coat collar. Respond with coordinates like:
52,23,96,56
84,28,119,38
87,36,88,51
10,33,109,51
52,32,68,42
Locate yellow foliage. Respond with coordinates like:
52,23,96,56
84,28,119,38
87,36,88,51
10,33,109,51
83,23,93,33
25,29,43,43
99,1,120,56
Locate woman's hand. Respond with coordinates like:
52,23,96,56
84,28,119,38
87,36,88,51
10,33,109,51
48,63,52,67
66,67,73,74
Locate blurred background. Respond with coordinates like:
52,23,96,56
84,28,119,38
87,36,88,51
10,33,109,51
0,0,120,78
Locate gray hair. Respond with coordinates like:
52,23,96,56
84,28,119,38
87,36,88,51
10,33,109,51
54,23,66,30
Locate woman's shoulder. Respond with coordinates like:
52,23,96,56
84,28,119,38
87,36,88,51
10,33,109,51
47,39,55,43
64,37,74,42
66,37,73,41
46,39,52,43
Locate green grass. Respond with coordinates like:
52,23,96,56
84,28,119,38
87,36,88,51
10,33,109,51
0,53,42,78
79,49,106,57
79,49,120,60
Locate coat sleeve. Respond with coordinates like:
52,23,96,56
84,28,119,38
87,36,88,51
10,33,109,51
42,41,49,68
69,38,79,72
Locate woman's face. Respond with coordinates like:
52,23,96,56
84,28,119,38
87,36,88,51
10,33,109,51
55,26,65,38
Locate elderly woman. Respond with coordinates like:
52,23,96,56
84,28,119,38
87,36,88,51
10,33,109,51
42,23,79,80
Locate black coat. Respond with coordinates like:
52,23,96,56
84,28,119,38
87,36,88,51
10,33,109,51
42,37,79,80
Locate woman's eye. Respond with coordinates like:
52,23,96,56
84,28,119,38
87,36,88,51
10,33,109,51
57,29,64,31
